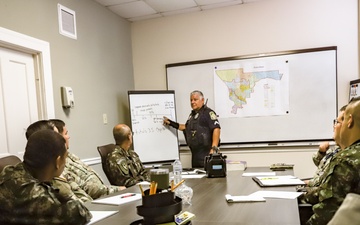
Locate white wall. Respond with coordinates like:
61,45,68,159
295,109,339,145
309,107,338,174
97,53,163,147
0,0,134,160
131,0,359,178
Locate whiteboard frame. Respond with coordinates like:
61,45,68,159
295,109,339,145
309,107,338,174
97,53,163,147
128,90,179,164
166,46,338,147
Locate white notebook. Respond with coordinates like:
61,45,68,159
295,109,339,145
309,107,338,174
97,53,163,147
91,193,141,206
88,211,118,224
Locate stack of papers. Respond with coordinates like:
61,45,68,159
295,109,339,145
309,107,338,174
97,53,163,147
180,170,206,179
225,194,265,203
226,160,247,171
225,190,303,203
242,172,276,177
250,191,303,199
252,175,305,187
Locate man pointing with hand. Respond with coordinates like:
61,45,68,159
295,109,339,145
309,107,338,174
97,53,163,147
164,90,221,168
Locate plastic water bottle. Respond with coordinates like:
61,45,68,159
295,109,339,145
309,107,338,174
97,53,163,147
173,159,183,185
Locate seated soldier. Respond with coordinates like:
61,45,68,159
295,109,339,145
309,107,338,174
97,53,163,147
50,119,125,199
26,120,92,203
0,129,92,224
105,124,150,187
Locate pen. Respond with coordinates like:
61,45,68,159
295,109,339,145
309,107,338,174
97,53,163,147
121,193,136,198
139,184,144,196
149,181,158,195
170,180,174,191
172,179,185,191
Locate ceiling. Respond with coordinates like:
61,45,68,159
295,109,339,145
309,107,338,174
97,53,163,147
94,0,264,22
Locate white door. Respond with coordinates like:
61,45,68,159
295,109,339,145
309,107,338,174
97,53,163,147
0,47,39,157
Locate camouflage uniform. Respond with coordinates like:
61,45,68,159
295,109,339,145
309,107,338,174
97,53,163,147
299,147,341,205
0,163,91,225
52,176,93,203
308,147,340,187
63,152,121,199
307,141,360,225
105,145,150,187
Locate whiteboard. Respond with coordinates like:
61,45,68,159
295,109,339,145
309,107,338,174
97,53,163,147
166,47,338,146
128,90,179,163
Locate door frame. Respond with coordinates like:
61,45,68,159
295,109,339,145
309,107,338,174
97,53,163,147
0,27,54,119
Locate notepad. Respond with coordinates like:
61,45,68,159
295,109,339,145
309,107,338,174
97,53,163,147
242,172,276,177
252,175,305,187
91,193,141,205
225,194,266,203
181,174,206,179
87,211,118,224
249,191,303,199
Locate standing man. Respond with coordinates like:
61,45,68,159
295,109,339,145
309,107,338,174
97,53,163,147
164,90,221,168
105,124,150,187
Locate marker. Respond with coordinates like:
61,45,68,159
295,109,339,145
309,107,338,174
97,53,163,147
121,193,136,198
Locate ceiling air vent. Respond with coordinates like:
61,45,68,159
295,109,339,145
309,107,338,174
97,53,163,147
57,4,77,40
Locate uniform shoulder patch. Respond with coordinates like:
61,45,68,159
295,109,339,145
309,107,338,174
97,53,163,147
117,159,129,175
209,111,217,120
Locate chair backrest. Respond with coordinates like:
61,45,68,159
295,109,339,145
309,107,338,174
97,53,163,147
0,155,22,172
97,144,116,185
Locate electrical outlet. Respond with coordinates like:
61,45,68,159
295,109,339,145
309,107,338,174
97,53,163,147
103,113,108,124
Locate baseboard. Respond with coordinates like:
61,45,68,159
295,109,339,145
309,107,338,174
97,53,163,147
82,157,101,166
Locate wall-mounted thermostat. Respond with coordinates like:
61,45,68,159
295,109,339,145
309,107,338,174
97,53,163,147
61,86,75,108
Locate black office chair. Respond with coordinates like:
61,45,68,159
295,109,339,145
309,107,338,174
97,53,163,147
299,203,313,225
97,144,116,185
0,155,21,172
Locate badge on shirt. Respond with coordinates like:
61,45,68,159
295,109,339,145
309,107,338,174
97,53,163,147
117,159,129,175
209,111,217,120
194,113,199,119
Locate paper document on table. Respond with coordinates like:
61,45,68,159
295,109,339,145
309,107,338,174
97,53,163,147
182,169,206,175
92,193,141,205
242,172,276,177
252,175,305,187
225,194,266,203
182,174,206,179
136,181,151,186
249,191,303,199
87,211,118,224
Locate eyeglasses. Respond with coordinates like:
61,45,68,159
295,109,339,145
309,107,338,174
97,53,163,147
333,119,342,126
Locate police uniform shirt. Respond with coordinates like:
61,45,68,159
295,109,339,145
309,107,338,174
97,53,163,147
184,106,221,167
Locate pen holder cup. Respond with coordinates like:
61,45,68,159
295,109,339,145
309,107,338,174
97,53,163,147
142,189,174,207
137,195,182,225
150,168,170,190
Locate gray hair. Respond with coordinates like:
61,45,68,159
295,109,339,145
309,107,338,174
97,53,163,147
190,90,204,100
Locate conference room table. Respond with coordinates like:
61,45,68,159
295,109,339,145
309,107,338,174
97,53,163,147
86,167,301,225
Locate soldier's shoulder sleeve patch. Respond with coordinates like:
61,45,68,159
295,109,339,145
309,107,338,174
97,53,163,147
209,111,217,120
117,158,129,175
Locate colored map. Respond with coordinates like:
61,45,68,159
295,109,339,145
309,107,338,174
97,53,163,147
214,62,289,117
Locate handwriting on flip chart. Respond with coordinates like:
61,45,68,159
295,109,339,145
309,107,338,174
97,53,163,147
131,101,175,135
